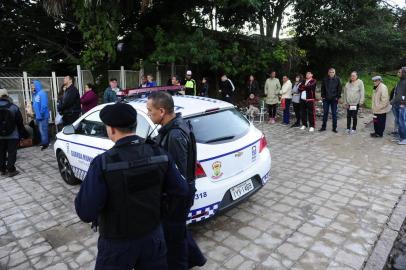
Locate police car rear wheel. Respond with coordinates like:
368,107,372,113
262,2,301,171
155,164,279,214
57,152,80,185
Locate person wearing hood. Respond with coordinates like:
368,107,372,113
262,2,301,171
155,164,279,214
0,88,28,177
32,80,50,150
391,67,406,144
147,91,206,269
371,76,391,138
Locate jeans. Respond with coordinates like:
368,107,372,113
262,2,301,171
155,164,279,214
283,99,291,124
322,99,338,129
0,139,19,172
398,106,406,140
37,118,49,146
347,105,359,130
393,105,399,131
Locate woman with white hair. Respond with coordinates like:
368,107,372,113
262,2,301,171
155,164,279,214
343,71,365,134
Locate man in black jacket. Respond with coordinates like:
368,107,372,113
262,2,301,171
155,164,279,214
0,88,28,177
60,75,81,126
219,74,235,103
320,68,342,133
147,91,206,269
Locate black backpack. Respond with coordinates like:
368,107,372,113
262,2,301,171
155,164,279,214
0,102,16,136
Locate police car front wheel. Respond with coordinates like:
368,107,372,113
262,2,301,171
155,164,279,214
57,151,80,185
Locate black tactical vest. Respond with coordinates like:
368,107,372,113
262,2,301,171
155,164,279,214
99,139,168,239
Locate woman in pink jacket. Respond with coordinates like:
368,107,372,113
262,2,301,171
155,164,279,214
80,83,98,113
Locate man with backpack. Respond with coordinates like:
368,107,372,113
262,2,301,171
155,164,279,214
146,91,206,269
0,88,28,177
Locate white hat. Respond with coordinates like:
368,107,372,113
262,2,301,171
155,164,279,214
0,88,8,97
372,76,383,81
186,70,192,75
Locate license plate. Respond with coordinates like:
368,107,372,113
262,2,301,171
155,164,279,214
230,179,254,200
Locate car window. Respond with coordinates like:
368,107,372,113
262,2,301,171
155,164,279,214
76,110,151,139
136,114,151,138
187,108,250,144
77,111,108,138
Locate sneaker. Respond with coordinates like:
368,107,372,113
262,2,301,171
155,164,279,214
398,140,406,145
300,125,306,130
309,127,315,132
41,145,49,151
291,123,300,128
345,129,351,134
332,129,338,133
8,171,19,177
350,130,357,135
319,127,326,132
392,138,400,142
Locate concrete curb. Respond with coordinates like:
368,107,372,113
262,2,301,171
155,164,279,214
363,189,406,270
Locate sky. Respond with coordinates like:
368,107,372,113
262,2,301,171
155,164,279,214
392,0,405,7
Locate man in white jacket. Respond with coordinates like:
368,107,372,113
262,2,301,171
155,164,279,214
280,76,292,124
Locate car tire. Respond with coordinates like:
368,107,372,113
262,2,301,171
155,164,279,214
57,151,80,185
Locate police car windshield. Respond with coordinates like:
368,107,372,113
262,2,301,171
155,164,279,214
188,109,250,144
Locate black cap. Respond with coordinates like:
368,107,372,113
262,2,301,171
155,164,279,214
100,103,137,127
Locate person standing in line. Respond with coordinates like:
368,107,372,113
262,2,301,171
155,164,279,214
75,102,189,270
291,74,303,127
264,71,281,124
246,75,259,97
184,71,196,96
147,74,157,87
390,69,403,138
32,80,50,150
103,78,120,103
391,67,406,144
80,83,98,113
320,68,342,133
371,76,391,138
342,71,365,135
200,77,209,97
299,71,317,132
280,75,292,125
140,75,148,88
0,88,28,177
60,75,81,126
219,75,235,104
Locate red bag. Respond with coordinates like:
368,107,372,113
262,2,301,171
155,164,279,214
281,98,286,110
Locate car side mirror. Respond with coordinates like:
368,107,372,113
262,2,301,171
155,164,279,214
63,125,76,135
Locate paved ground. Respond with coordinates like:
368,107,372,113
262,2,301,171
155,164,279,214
1,112,406,270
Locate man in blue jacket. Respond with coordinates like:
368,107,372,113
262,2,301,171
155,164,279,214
75,102,189,269
32,80,50,150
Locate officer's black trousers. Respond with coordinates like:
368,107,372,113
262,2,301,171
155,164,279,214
95,225,167,270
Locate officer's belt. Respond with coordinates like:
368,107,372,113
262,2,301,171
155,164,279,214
102,155,168,172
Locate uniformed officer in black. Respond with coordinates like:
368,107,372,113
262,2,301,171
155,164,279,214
75,102,189,270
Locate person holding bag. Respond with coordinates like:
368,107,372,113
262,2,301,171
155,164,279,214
343,71,365,135
280,75,292,125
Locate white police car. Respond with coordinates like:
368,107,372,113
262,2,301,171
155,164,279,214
54,95,271,224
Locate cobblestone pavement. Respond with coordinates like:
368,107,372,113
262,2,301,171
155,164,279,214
1,114,406,270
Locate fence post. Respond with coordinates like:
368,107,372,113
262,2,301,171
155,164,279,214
139,59,144,84
156,62,161,86
77,65,83,96
51,72,58,124
171,62,175,77
22,71,30,104
120,66,126,89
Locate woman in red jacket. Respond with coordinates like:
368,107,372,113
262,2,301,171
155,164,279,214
80,83,98,113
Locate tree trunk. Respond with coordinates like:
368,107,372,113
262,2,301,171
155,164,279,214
275,15,283,40
259,16,264,36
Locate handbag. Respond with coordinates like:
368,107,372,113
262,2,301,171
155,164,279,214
281,98,286,110
55,112,63,125
19,138,33,148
